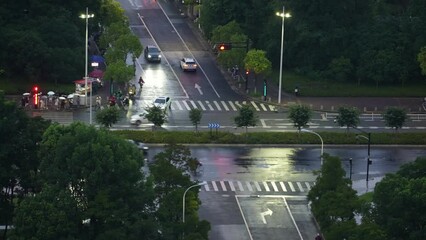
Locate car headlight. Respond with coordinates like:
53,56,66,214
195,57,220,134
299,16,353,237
147,54,152,58
158,55,161,58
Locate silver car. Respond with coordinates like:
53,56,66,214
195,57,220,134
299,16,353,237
153,96,171,112
180,58,197,72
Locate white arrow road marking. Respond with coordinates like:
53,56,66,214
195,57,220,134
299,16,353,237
260,208,273,224
194,84,203,95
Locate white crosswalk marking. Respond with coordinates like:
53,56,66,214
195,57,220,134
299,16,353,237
280,182,287,192
271,181,279,192
288,182,296,192
237,181,244,191
228,101,237,111
260,103,268,111
263,182,270,191
297,182,304,192
198,101,206,111
235,101,242,109
268,105,276,111
250,101,260,111
229,181,236,191
212,181,218,191
190,100,197,109
254,182,262,191
246,181,253,191
175,101,183,110
242,101,247,105
220,181,227,191
183,101,191,110
213,101,222,111
203,181,210,191
305,182,311,190
206,101,214,110
221,101,230,111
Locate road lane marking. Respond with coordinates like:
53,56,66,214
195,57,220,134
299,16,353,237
250,101,260,111
260,103,268,111
190,100,198,109
205,101,214,110
221,101,230,111
246,181,253,191
212,181,218,191
197,101,206,110
254,181,262,191
268,105,276,111
203,181,210,191
279,182,287,192
271,181,279,192
213,101,222,111
235,101,242,109
297,182,304,192
183,101,191,110
263,181,270,192
237,181,244,191
229,181,236,191
288,182,296,192
220,181,227,191
305,182,311,190
228,101,238,111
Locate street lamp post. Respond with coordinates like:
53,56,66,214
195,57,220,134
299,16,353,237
276,6,291,104
356,132,372,182
182,182,206,223
80,8,94,124
301,129,324,165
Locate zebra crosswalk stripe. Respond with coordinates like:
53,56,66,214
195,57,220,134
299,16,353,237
269,105,276,111
263,182,270,192
190,100,197,109
288,182,296,192
251,101,260,111
271,181,279,192
206,101,214,111
204,181,210,191
235,101,242,109
220,181,227,191
213,101,222,111
212,181,218,191
183,101,191,110
237,181,244,191
246,181,253,191
175,101,183,110
297,182,304,192
305,182,311,190
260,103,268,111
221,101,230,111
280,182,287,192
228,101,237,111
198,101,206,111
254,181,262,191
229,181,236,191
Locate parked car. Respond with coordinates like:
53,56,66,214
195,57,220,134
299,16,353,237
180,58,197,71
144,45,161,63
130,110,147,125
153,96,171,112
126,139,149,155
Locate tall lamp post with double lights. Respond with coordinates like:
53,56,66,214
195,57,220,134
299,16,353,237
355,131,372,182
276,6,291,104
301,129,324,165
80,8,94,124
182,182,206,223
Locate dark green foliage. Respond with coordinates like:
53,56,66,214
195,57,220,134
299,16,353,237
145,105,167,129
382,107,407,131
372,157,426,240
336,106,360,131
288,104,312,130
189,108,202,132
234,104,258,133
95,106,120,128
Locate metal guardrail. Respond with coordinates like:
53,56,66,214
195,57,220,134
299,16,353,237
323,112,426,121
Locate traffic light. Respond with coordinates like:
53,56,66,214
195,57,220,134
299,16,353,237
32,85,39,108
245,69,250,75
218,43,232,51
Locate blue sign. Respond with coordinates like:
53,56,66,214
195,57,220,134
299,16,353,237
208,123,220,129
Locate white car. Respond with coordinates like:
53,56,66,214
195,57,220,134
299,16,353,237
130,110,147,125
153,96,171,111
180,58,197,72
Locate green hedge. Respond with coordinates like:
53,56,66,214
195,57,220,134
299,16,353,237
113,130,426,145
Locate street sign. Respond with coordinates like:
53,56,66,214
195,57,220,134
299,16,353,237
208,123,220,129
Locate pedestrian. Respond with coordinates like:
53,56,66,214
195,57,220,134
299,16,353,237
21,97,26,108
54,98,59,110
76,95,80,107
60,99,65,109
315,233,323,240
294,86,299,96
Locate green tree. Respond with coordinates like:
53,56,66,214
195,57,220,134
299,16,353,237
244,49,272,94
288,104,312,131
95,106,120,128
335,106,360,132
12,123,159,239
145,105,167,129
382,107,407,131
234,104,258,133
326,56,353,82
189,108,203,132
417,46,426,77
308,154,359,236
372,157,426,240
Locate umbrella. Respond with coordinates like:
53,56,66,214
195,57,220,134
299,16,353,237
59,97,66,100
23,93,30,96
47,91,55,96
90,55,105,63
67,94,75,99
89,69,104,78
